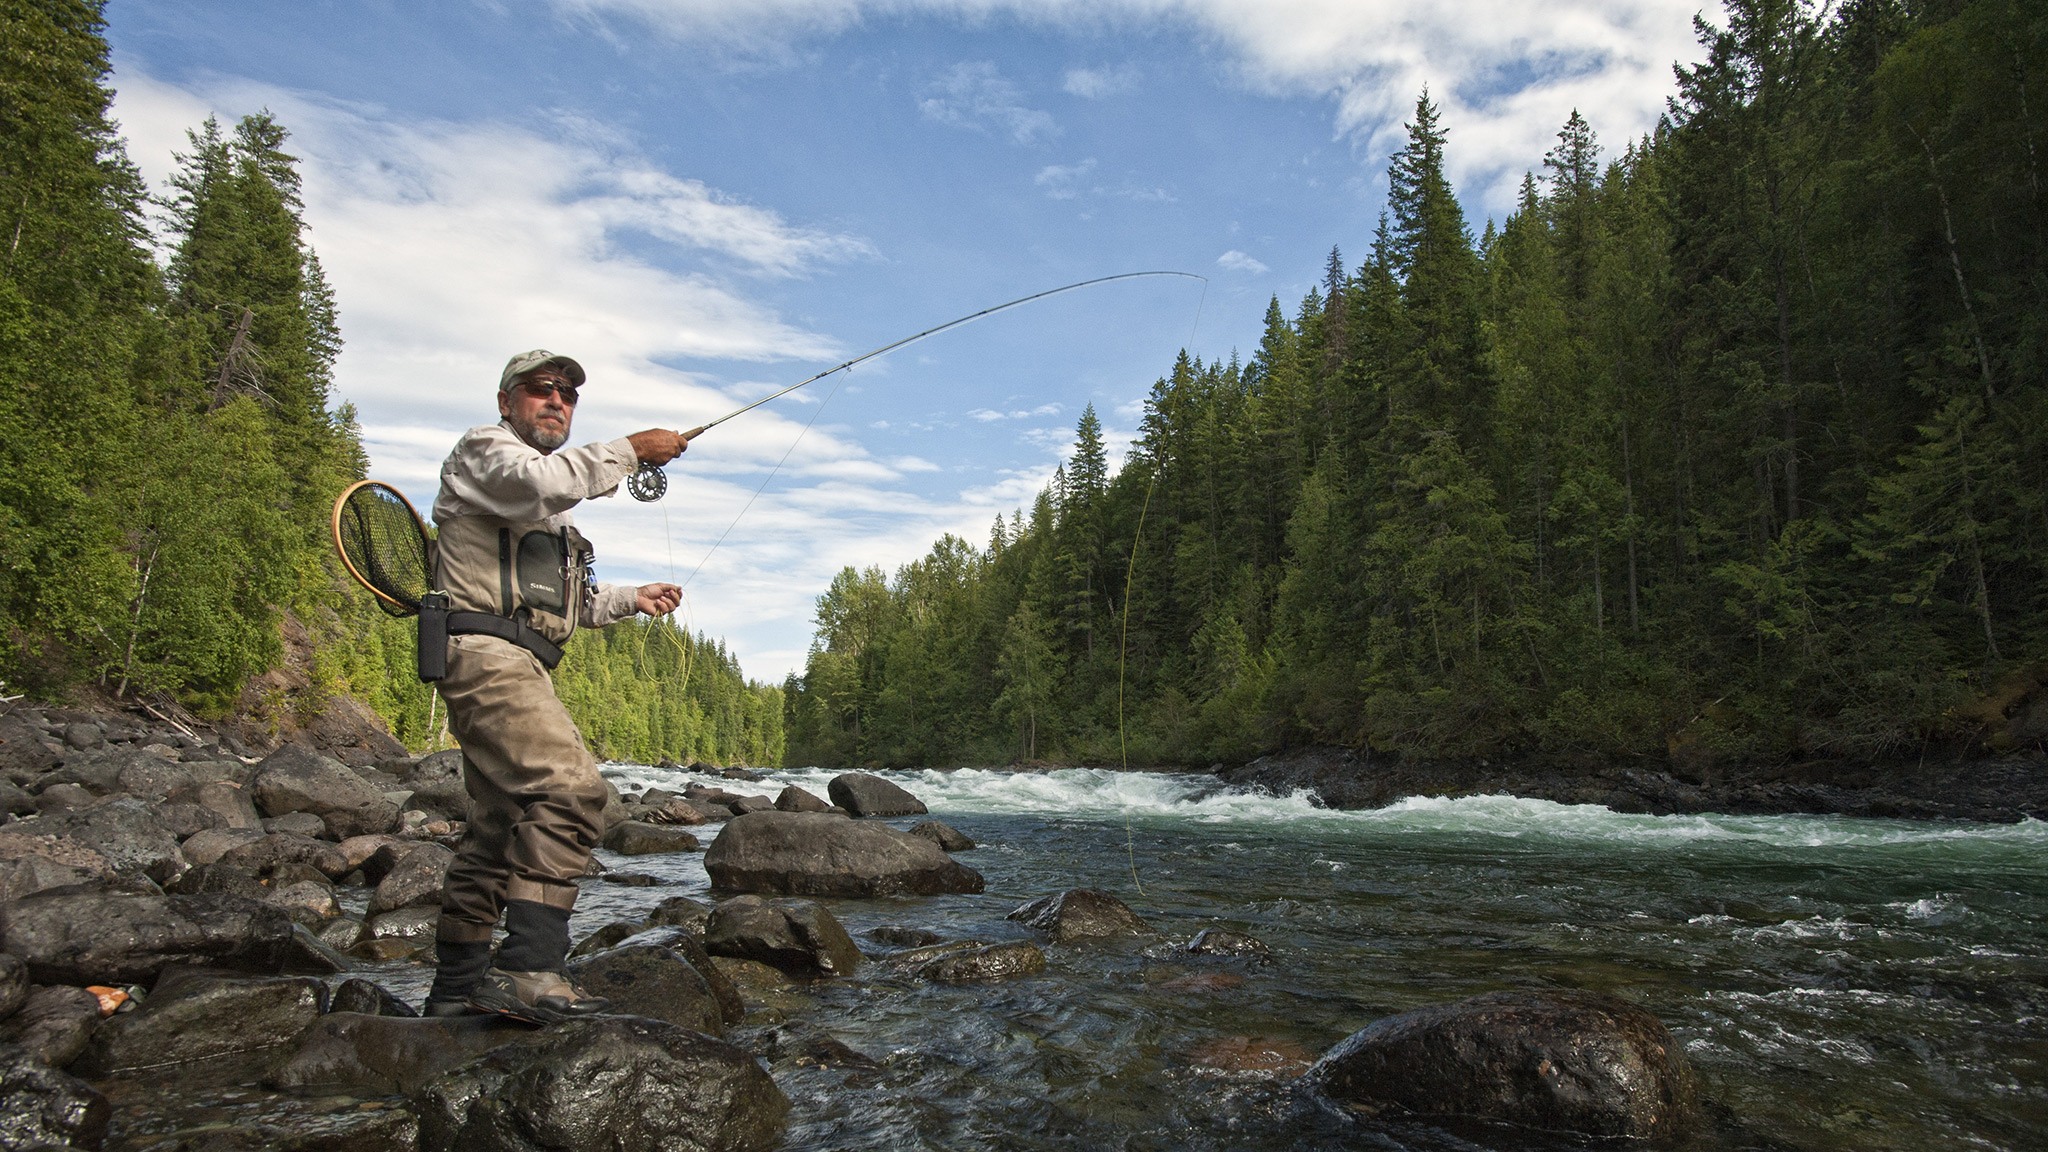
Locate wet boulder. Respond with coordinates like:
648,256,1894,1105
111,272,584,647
365,842,452,915
0,1044,109,1150
603,821,701,855
328,977,417,1018
908,820,975,851
1300,989,1702,1140
71,970,326,1077
1185,928,1271,959
916,941,1046,984
0,888,295,985
25,796,183,884
646,894,714,935
773,784,832,813
1008,888,1152,944
269,1012,521,1097
412,1015,789,1152
567,920,645,960
268,878,341,925
705,811,983,897
0,985,101,1067
703,895,861,978
335,833,405,878
247,744,398,840
568,944,725,1034
826,772,927,817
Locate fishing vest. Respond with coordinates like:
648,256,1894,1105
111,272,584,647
428,513,596,670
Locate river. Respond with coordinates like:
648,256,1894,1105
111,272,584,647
430,764,2048,1150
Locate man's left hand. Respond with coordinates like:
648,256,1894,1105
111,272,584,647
636,583,683,616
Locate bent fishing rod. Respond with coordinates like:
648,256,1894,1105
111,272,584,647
625,270,1207,501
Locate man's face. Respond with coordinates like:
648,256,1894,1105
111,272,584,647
498,369,576,453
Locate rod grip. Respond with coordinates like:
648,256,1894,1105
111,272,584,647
680,425,707,442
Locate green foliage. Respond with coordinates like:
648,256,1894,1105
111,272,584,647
785,0,2047,768
553,617,784,768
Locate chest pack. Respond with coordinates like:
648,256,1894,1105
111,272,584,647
422,514,596,676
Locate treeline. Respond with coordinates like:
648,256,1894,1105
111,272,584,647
784,0,2047,770
0,1,782,768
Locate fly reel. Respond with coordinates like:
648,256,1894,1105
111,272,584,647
628,462,667,502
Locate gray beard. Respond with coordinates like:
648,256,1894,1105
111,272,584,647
512,415,569,452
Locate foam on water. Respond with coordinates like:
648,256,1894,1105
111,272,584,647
604,762,2048,864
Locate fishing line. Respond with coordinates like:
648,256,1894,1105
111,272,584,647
1118,468,1158,897
678,370,849,590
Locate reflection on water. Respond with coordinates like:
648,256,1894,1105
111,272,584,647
371,766,2048,1151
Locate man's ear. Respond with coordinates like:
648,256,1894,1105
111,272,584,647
496,388,513,418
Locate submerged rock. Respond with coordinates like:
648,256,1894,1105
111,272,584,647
0,888,294,985
1185,928,1271,959
916,941,1046,984
0,1044,109,1150
411,1016,789,1152
1008,888,1152,944
705,811,983,897
268,1012,521,1097
1300,989,1701,1140
826,772,928,817
703,895,861,978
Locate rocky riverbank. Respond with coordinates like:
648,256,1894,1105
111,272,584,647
0,696,1726,1150
1214,745,2048,823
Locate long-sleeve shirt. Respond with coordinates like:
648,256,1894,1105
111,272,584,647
433,419,643,628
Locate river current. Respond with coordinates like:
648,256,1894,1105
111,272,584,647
418,765,2048,1150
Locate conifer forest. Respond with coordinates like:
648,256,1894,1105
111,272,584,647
784,0,2048,771
0,0,782,765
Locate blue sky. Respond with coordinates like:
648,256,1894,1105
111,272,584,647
106,0,1710,680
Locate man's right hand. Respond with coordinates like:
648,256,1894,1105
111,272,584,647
628,429,689,466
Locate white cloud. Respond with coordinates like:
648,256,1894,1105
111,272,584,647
558,0,1707,207
105,64,1004,680
919,62,1059,144
1064,63,1139,98
1034,159,1096,199
1217,249,1269,274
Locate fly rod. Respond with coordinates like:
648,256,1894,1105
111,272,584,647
626,270,1206,501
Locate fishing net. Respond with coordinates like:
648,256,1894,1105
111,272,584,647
332,480,433,617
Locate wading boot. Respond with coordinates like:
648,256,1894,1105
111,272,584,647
421,939,493,1018
463,897,610,1025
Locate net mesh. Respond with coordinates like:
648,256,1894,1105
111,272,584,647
333,481,432,617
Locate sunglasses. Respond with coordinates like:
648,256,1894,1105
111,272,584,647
516,379,579,405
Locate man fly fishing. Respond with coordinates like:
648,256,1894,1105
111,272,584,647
422,349,688,1022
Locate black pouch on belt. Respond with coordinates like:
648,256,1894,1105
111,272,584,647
417,591,450,682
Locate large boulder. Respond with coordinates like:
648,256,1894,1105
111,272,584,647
113,755,198,801
177,826,266,867
0,714,59,782
703,896,861,978
603,821,700,855
1008,888,1152,944
247,744,398,840
568,944,724,1033
705,811,983,896
772,784,832,813
826,772,928,817
23,796,183,884
71,970,326,1077
328,977,417,1018
0,1044,109,1151
412,1016,789,1152
365,843,452,915
268,1013,521,1097
0,836,113,903
0,887,295,985
1300,989,1702,1140
0,985,100,1067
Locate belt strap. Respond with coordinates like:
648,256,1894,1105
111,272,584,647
446,610,566,669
